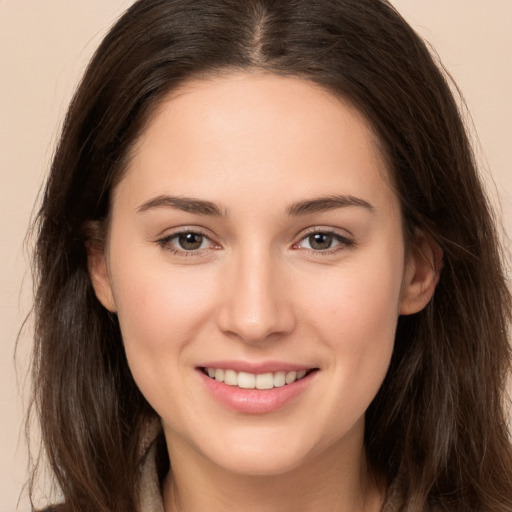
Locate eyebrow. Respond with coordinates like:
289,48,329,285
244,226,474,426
136,193,374,217
137,195,225,216
286,195,374,216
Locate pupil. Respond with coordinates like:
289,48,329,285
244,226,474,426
310,233,332,250
178,233,203,250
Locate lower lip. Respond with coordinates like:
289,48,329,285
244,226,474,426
198,369,317,414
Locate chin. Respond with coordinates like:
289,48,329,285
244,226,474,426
185,420,341,477
205,442,313,477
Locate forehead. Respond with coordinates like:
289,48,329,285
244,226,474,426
117,71,396,214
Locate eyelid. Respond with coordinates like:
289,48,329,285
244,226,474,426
154,225,355,257
292,227,355,253
155,226,221,255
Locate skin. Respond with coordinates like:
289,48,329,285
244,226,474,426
89,72,439,512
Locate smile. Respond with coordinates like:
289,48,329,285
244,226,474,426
198,364,318,413
202,368,311,390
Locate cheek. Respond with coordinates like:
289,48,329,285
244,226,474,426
110,247,216,344
304,257,403,339
107,250,220,395
298,250,404,396
109,262,220,420
114,273,194,348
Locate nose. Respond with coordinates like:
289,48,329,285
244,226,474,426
216,247,296,345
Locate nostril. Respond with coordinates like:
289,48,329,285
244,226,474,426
216,302,297,344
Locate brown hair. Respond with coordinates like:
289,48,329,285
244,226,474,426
30,0,512,510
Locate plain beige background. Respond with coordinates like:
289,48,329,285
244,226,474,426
1,1,511,510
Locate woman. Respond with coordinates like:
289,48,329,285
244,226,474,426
30,0,512,510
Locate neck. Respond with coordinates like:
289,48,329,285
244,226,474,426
162,426,385,512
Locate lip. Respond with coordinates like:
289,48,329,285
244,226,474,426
197,365,318,414
198,360,312,374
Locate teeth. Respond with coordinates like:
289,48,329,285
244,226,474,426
237,372,256,389
273,371,286,387
224,369,238,386
285,370,297,384
205,367,310,389
256,373,274,390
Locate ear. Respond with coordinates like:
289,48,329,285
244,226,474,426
85,222,117,313
399,231,442,315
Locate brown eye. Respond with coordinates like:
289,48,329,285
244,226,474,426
294,230,353,254
308,233,334,250
157,229,217,255
178,232,204,250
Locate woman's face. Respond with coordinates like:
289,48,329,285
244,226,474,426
90,72,434,476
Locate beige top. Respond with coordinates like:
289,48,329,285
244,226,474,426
135,421,409,512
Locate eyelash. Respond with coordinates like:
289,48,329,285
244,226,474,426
156,228,216,257
156,228,355,257
293,229,355,255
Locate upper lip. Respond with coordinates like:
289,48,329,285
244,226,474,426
197,360,316,374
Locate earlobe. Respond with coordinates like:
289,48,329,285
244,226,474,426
399,233,442,315
85,222,117,313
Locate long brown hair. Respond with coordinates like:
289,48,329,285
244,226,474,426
30,0,512,510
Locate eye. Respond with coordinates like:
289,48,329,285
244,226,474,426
176,232,207,251
157,230,216,254
303,233,336,251
295,230,353,253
